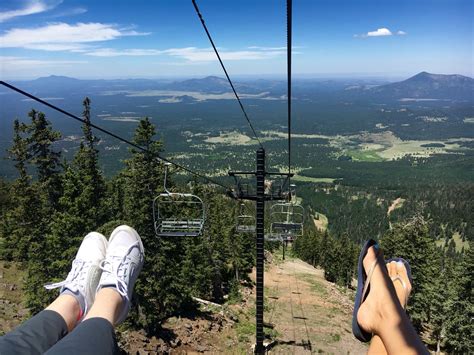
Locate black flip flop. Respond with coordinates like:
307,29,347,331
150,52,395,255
352,239,379,342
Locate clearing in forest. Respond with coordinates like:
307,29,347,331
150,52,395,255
387,197,405,216
313,213,328,232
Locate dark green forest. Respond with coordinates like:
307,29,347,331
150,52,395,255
0,100,472,352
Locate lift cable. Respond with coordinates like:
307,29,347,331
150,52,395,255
287,0,293,187
191,0,264,149
0,80,232,191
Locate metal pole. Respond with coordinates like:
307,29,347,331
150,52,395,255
255,147,266,354
282,240,286,260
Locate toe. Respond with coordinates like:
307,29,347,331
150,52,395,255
387,261,396,277
396,261,412,292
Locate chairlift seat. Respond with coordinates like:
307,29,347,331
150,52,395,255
153,192,205,237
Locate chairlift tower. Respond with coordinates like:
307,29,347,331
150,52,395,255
229,148,292,354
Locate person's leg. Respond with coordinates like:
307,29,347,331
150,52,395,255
0,309,68,355
45,225,144,355
367,261,412,355
0,232,107,355
357,246,427,355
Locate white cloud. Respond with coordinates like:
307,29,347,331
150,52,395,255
163,47,285,62
85,48,164,57
0,56,85,69
48,7,87,18
0,22,150,50
84,46,287,61
0,0,60,23
367,28,393,37
355,27,407,38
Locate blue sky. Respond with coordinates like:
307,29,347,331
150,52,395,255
0,0,472,79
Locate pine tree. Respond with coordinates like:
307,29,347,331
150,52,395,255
121,117,190,331
444,242,473,353
26,109,62,209
47,98,107,281
1,120,39,260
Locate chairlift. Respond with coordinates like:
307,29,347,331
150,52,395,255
236,203,256,233
264,234,283,242
153,163,205,237
270,202,304,238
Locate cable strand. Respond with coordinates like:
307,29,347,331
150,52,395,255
191,0,264,149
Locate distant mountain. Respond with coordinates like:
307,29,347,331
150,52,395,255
366,72,474,101
32,75,81,84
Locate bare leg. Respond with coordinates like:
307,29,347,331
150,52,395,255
367,261,412,355
82,288,123,326
357,247,427,355
46,295,81,332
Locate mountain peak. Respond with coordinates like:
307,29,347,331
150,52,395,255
34,75,80,82
369,71,474,100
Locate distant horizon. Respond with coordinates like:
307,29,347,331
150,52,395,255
4,71,473,83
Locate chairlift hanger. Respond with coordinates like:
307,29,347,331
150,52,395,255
153,163,205,237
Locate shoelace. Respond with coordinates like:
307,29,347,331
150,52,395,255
99,241,140,302
44,259,91,313
45,259,90,292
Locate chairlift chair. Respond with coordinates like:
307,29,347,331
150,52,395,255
264,234,283,242
270,203,304,238
153,163,205,237
236,203,256,233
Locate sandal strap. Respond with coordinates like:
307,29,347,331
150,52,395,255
361,249,381,302
391,275,409,308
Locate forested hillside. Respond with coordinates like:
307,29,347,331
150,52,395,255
0,101,255,331
0,101,472,353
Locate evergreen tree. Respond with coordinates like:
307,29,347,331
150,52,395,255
48,98,107,281
1,120,39,260
121,117,190,331
26,109,62,209
444,242,473,353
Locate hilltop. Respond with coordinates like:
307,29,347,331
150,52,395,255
366,71,474,100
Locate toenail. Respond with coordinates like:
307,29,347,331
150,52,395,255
397,261,404,267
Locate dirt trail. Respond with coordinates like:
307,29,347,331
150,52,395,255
387,197,405,216
1,258,368,354
263,257,367,354
312,213,328,232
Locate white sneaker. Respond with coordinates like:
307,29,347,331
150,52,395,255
45,232,108,319
97,225,145,324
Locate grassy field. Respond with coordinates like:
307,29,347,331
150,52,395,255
313,213,329,231
292,175,336,183
436,232,470,252
345,149,385,162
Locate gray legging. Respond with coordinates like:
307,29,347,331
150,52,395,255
0,310,119,354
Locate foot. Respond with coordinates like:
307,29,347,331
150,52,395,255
45,232,108,319
97,225,145,325
387,260,412,309
356,246,402,336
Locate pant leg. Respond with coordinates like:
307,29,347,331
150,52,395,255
0,310,68,355
45,317,119,355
